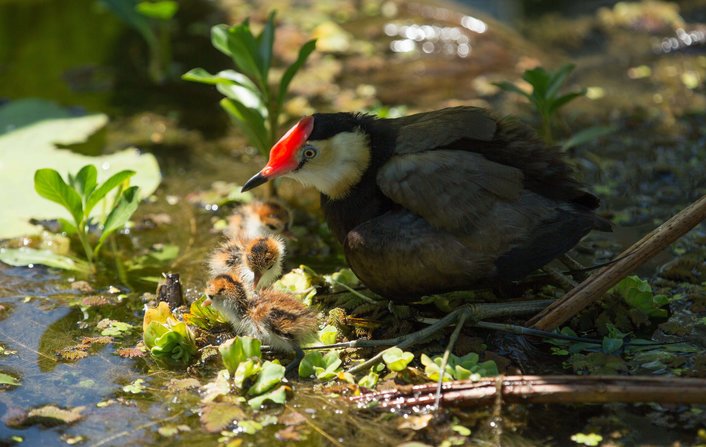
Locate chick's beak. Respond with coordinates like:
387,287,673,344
203,297,212,307
253,272,262,289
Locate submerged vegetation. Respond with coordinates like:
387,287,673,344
1,0,706,446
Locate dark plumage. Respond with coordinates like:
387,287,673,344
243,107,611,300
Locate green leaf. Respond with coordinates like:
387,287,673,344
211,24,231,57
122,378,146,394
523,67,550,99
98,185,140,246
219,336,262,375
144,321,169,349
381,347,414,372
277,39,317,106
298,351,323,378
247,384,288,409
546,63,576,99
256,11,276,80
233,359,262,389
34,169,84,226
547,90,586,115
72,165,98,199
0,372,20,386
0,100,161,239
85,170,136,216
220,98,268,154
135,1,178,20
247,361,285,395
357,369,379,389
561,125,616,151
0,247,90,272
318,325,338,345
226,21,264,86
493,81,530,99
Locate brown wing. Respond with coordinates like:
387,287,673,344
377,150,523,232
344,210,497,299
393,106,497,154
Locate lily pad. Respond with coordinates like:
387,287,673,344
0,99,161,239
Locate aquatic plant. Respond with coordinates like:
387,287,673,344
143,302,198,367
183,12,317,157
100,0,179,83
421,352,498,381
33,164,141,271
218,336,288,409
495,64,586,144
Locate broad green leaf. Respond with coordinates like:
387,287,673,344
523,67,550,98
135,1,178,20
357,370,379,389
381,347,414,372
220,98,268,154
226,22,264,86
298,351,324,378
546,63,576,99
233,359,262,389
85,170,136,216
247,385,287,409
0,372,20,386
217,82,265,112
211,25,231,57
98,185,140,246
0,247,90,272
493,81,530,99
277,39,317,106
561,125,616,151
143,301,174,333
144,321,169,349
256,11,276,80
318,325,338,345
247,361,285,395
34,169,83,226
547,90,586,115
72,165,98,199
220,336,262,375
0,100,161,239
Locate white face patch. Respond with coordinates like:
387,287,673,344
285,130,370,199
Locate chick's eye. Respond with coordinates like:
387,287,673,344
302,146,318,159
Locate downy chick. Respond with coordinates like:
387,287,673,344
207,235,285,290
225,199,292,240
203,273,317,354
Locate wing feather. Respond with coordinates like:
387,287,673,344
377,151,523,232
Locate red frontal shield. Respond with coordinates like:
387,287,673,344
261,116,314,177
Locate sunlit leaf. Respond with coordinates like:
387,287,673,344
26,405,84,426
85,169,136,216
247,385,288,410
247,361,285,395
0,247,90,272
318,325,338,345
98,185,140,247
381,347,414,372
34,168,83,226
233,359,262,389
256,11,276,80
220,336,262,375
135,0,178,20
122,378,146,394
72,165,98,199
0,372,20,386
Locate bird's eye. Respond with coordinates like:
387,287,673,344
302,146,318,160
